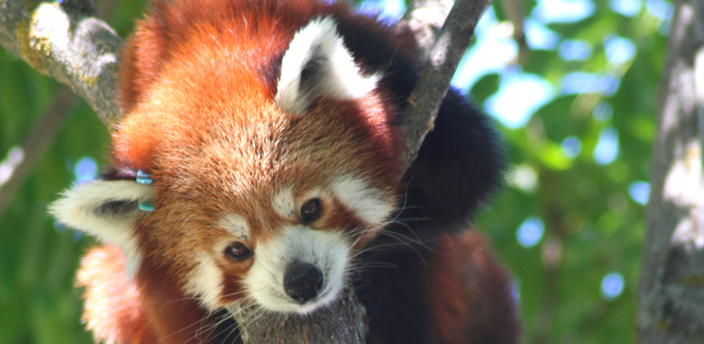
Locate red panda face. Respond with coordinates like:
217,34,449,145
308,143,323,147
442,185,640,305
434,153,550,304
51,16,403,314
142,126,401,314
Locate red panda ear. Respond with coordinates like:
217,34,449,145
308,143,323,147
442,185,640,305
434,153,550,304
275,17,379,115
49,180,153,276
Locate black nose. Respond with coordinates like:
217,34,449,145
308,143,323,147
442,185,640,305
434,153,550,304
283,262,324,303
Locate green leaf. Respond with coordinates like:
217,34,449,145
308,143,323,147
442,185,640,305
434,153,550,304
469,73,500,105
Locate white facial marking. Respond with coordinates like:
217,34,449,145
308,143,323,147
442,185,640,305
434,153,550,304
302,188,324,202
48,180,153,278
243,226,349,314
272,186,296,219
276,17,379,115
122,240,143,278
219,214,250,239
331,175,396,226
184,253,224,310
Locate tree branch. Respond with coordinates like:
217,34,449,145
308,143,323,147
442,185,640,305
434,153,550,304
637,0,704,342
0,0,123,127
397,0,455,61
399,0,493,170
230,291,367,344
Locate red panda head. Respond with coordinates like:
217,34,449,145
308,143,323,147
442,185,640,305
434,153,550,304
51,2,406,315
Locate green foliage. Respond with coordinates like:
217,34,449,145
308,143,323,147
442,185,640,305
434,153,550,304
0,55,103,344
475,1,666,343
0,0,667,343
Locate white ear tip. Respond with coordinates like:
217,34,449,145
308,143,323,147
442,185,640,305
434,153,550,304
275,16,379,115
48,180,152,243
50,179,152,277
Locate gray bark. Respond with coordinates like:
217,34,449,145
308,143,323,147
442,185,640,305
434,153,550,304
398,0,492,171
637,0,704,342
230,291,368,344
0,0,491,342
0,0,123,127
397,0,455,61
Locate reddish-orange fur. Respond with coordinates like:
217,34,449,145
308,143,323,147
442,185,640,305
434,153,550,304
79,246,228,343
136,255,217,343
77,246,157,343
114,0,404,173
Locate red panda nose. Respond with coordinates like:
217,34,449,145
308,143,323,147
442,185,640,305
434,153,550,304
283,262,324,304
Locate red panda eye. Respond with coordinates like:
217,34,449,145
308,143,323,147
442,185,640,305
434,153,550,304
300,199,322,224
225,242,252,261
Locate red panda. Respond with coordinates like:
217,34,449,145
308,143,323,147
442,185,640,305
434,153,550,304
50,0,520,343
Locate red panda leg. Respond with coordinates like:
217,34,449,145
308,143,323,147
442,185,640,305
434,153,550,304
424,231,521,344
77,245,157,344
78,245,234,344
136,259,227,344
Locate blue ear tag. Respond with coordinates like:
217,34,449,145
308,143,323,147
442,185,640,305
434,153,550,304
139,200,155,212
136,170,154,211
136,170,153,184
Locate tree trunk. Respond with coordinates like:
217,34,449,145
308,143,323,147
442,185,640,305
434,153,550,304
637,0,704,342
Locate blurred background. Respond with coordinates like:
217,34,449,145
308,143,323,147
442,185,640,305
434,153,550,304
0,0,667,343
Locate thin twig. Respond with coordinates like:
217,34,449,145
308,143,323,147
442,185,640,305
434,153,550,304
500,0,528,64
0,87,77,216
